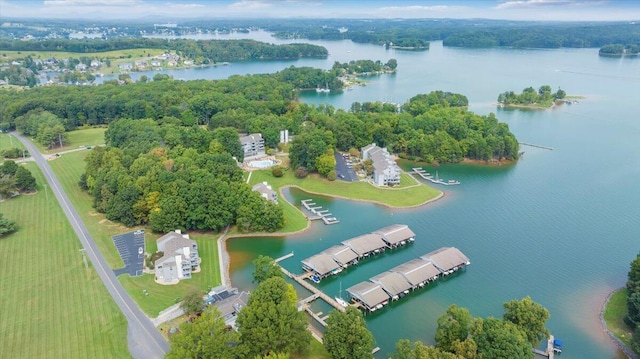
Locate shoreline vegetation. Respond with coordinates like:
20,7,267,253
602,288,637,358
497,85,570,110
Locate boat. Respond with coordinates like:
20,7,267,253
376,304,383,309
315,82,330,93
335,282,349,307
400,240,406,246
311,275,321,284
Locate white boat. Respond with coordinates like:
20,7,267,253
335,281,348,307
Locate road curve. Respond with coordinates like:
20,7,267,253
12,132,169,359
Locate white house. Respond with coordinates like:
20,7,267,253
240,133,265,158
155,230,200,284
252,182,278,203
361,143,401,186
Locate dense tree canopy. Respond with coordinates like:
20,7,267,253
324,307,375,359
180,287,205,316
236,276,311,358
251,255,284,284
503,296,550,346
498,85,566,108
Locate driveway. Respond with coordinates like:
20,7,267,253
334,151,358,182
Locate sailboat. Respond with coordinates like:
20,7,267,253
316,82,330,93
335,281,348,307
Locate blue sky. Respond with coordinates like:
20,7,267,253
1,0,639,21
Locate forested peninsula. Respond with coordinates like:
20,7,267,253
599,44,640,57
1,67,519,233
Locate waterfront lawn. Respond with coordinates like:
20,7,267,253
248,168,441,208
604,288,634,348
38,127,106,154
0,162,129,359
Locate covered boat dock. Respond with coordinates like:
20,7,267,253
390,258,441,289
342,233,388,258
421,247,471,275
301,253,341,279
346,281,390,312
370,271,413,300
373,224,416,248
323,245,359,268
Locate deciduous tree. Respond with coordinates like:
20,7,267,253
324,306,375,359
503,296,550,346
180,287,205,316
252,255,283,284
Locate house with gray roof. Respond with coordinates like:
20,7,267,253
155,230,200,284
361,143,401,186
323,245,359,267
346,281,390,311
240,133,265,158
342,233,387,258
373,224,416,248
420,247,470,275
252,182,278,203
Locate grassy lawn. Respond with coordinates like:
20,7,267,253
38,127,106,154
604,288,634,347
0,162,129,359
248,167,441,208
0,132,27,152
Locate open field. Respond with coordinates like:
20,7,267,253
0,132,27,152
49,145,221,317
37,127,106,154
604,288,634,348
0,162,129,359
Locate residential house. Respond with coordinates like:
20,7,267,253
155,230,200,284
252,182,278,203
361,143,401,186
240,133,265,158
75,63,87,71
90,60,102,68
119,62,132,71
134,60,148,70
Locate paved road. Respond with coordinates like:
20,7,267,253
12,132,169,359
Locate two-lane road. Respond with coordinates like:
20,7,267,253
12,132,169,359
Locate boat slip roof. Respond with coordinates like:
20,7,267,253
301,253,340,276
346,281,390,308
420,247,470,271
323,245,358,265
370,271,413,296
373,224,416,245
390,258,441,286
342,233,387,255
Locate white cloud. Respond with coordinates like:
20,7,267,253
228,0,275,10
44,0,143,6
495,0,606,10
370,5,471,18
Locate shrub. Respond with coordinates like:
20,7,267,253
294,166,308,178
2,148,24,159
327,170,336,181
272,166,284,177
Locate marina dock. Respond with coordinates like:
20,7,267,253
280,265,346,313
301,199,340,225
412,168,460,186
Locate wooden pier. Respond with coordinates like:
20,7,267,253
519,142,554,151
301,199,340,225
280,266,346,313
274,251,294,263
412,168,460,186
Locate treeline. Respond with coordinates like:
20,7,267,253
0,160,37,198
0,38,328,62
625,254,640,354
265,19,639,49
498,85,566,108
599,44,640,56
331,59,397,75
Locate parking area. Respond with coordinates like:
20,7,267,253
112,230,145,277
334,151,359,182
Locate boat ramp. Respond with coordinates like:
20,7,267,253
301,224,416,282
412,168,460,185
346,247,470,312
301,199,339,225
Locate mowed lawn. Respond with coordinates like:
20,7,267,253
38,127,107,154
0,132,27,152
49,148,222,317
604,288,634,348
0,162,129,359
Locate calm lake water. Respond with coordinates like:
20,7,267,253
148,31,639,358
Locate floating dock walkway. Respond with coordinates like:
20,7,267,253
519,142,554,151
280,265,346,313
412,168,460,186
301,199,339,225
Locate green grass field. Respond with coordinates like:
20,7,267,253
0,132,27,152
0,162,129,359
38,127,106,154
49,146,221,317
604,288,634,348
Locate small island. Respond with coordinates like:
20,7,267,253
599,44,640,57
497,85,569,109
331,59,397,89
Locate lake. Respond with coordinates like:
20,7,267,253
150,31,640,358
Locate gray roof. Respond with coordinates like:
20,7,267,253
239,133,263,144
374,224,416,245
346,281,390,308
323,245,358,266
301,253,340,276
214,291,249,319
342,233,387,255
252,182,276,200
421,247,470,272
370,271,413,297
390,258,441,286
